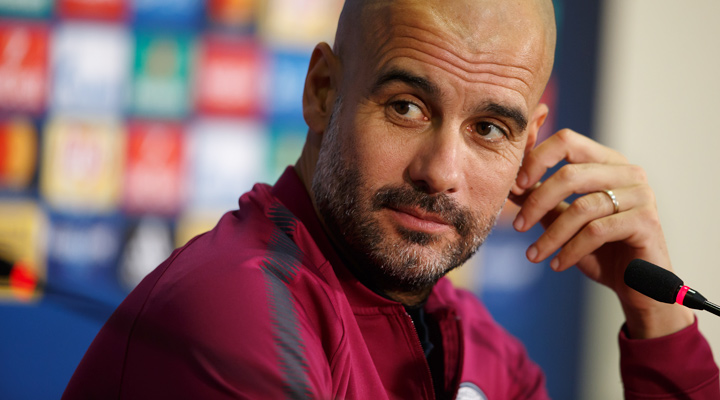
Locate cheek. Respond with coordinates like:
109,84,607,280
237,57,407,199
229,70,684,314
465,151,522,211
344,116,413,187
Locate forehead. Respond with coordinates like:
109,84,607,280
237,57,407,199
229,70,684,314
352,0,549,107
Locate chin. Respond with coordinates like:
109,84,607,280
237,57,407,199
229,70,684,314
365,225,472,292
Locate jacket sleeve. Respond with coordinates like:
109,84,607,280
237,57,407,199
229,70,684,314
63,249,335,400
620,317,719,399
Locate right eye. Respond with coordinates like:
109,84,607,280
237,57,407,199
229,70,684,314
388,100,427,122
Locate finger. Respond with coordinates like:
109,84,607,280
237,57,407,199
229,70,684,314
549,205,659,272
514,163,647,231
509,181,568,230
517,129,628,190
526,186,647,263
508,181,541,204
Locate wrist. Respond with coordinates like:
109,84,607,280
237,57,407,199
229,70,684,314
622,302,694,339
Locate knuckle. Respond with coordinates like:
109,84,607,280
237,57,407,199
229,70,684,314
629,165,648,183
585,219,606,238
639,184,656,204
570,195,595,215
556,128,574,144
557,164,578,182
639,206,661,228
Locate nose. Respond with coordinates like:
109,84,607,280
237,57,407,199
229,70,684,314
407,127,462,195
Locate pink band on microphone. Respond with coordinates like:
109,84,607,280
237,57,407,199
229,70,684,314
676,285,690,305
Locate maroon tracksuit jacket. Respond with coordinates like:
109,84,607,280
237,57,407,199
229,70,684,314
63,168,719,399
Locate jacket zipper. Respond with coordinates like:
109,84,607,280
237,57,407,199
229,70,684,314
405,310,437,400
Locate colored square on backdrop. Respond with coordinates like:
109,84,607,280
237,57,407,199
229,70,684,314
50,23,130,116
40,118,125,213
0,200,47,302
0,0,53,18
130,0,203,29
268,122,305,182
207,0,257,30
258,0,343,48
46,212,126,300
195,36,267,117
187,118,269,213
56,0,128,21
174,210,219,248
0,117,37,190
117,216,174,290
267,50,309,123
0,22,49,114
131,32,193,118
123,120,185,215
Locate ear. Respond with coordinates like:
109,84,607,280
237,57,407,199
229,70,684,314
302,42,339,135
524,103,549,156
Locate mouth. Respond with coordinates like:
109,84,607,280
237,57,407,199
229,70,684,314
386,206,453,234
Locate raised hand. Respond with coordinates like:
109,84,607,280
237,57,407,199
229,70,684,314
510,129,693,339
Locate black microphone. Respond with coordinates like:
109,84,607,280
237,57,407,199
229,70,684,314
624,259,720,317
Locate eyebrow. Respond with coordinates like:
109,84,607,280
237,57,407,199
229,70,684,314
372,69,441,97
372,68,528,133
479,102,528,133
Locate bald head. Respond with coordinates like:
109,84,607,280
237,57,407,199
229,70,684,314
297,0,559,301
333,0,556,105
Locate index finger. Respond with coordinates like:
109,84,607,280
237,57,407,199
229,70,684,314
517,129,628,190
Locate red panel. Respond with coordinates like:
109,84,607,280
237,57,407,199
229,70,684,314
123,120,186,215
56,0,127,21
194,35,267,117
0,23,49,114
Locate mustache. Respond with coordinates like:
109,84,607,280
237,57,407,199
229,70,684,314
372,185,475,237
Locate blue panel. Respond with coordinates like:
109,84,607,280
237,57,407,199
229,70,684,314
130,0,204,30
0,296,120,399
267,50,311,124
480,226,586,400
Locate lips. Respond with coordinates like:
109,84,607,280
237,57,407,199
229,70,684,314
387,206,453,234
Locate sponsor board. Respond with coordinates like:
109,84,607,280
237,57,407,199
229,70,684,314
131,32,193,118
0,200,47,302
50,23,130,115
122,120,185,215
0,117,37,190
40,117,125,213
0,22,49,114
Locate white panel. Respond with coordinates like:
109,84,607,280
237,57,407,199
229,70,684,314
582,1,720,398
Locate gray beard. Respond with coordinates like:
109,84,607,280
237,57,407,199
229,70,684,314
311,97,497,293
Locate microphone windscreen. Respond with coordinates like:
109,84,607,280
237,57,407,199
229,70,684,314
624,259,683,304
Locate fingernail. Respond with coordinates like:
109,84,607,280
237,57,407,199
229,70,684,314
550,257,559,271
517,171,528,188
513,214,524,231
526,245,537,261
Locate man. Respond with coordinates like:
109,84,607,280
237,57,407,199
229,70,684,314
64,0,719,399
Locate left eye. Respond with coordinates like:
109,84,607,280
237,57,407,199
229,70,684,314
475,122,506,140
390,101,425,121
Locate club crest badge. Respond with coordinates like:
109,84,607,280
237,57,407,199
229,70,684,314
456,382,488,400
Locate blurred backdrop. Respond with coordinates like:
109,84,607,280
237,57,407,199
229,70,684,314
0,0,717,399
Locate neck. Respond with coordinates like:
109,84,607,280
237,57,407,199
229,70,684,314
294,132,321,206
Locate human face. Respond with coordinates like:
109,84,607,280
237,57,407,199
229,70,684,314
312,1,548,293
313,96,492,292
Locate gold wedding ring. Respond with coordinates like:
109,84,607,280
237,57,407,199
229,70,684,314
602,189,620,214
